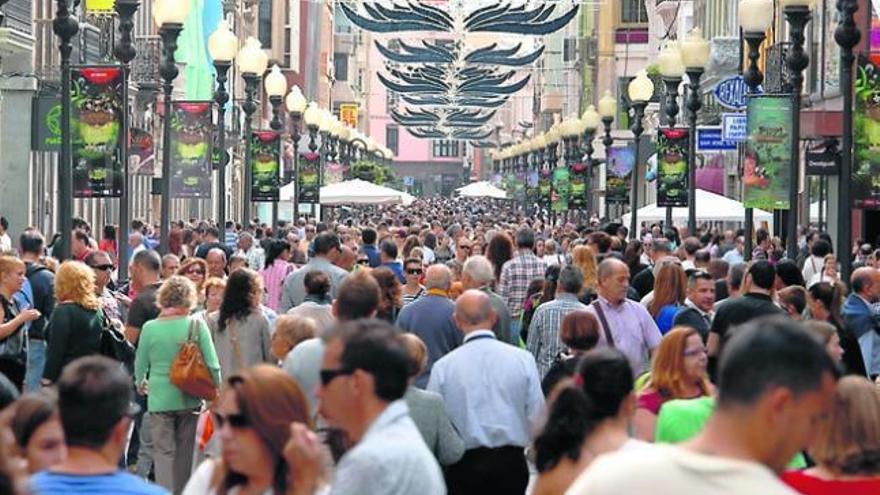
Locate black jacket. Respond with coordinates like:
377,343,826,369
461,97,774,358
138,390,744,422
25,262,55,340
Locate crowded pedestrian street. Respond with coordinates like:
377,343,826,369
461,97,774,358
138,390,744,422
0,0,879,494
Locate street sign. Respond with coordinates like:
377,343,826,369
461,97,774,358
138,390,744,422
339,103,358,127
713,75,751,111
696,127,738,152
721,113,748,142
806,151,841,176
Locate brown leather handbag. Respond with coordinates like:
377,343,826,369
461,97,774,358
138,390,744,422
170,319,217,400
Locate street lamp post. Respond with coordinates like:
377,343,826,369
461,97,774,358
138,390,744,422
114,0,139,280
581,105,600,218
53,0,79,260
739,0,773,262
628,70,655,240
265,64,288,229
599,91,617,222
304,103,322,219
155,0,191,254
208,19,237,241
836,0,860,285
237,37,269,227
782,0,814,260
286,86,307,220
681,29,711,236
658,41,685,230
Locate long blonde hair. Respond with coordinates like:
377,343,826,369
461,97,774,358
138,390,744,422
572,245,597,292
55,261,100,311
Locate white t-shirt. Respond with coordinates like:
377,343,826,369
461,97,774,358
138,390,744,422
184,459,328,495
565,444,798,495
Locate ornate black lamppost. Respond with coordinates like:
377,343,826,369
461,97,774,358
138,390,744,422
264,64,288,228
237,37,268,226
628,71,655,239
114,0,138,280
286,85,307,219
53,0,80,260
658,41,685,229
208,20,238,237
681,29,711,236
598,91,617,222
581,106,600,217
836,0,860,285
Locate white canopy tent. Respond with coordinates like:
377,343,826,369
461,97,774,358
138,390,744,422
621,189,774,226
279,179,415,206
456,181,507,199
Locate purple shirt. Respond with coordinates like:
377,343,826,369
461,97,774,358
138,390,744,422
586,295,662,376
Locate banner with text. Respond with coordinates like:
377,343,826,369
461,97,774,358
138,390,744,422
298,152,321,203
744,95,793,210
170,102,214,198
250,131,281,201
606,146,635,203
855,56,880,209
71,66,124,198
656,127,690,207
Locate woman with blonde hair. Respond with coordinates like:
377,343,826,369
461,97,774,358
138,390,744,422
270,315,317,363
783,376,880,493
42,261,103,385
647,263,688,334
135,275,220,493
632,326,712,441
571,245,598,303
177,258,208,304
0,256,40,390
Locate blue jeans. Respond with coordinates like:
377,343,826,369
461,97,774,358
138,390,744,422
24,339,46,392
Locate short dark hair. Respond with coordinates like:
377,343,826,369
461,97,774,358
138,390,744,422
560,311,600,351
0,216,8,231
206,226,221,239
775,260,805,287
362,228,377,245
688,270,713,287
133,249,161,273
73,229,90,244
778,286,807,315
515,227,535,249
756,228,770,245
683,237,701,256
379,239,398,259
587,232,612,253
304,270,331,296
19,230,45,255
558,265,584,294
747,260,776,290
811,239,832,257
335,271,380,321
652,239,672,255
57,356,134,449
728,263,747,290
717,317,838,408
333,319,410,402
313,232,341,256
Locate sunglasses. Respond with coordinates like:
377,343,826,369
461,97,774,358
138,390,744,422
91,264,114,272
213,412,250,429
357,259,370,265
407,269,423,275
186,269,205,275
320,368,354,386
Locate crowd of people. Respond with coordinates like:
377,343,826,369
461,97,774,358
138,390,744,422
0,197,877,495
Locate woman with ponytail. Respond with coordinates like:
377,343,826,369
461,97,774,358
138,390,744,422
808,281,867,377
531,348,648,495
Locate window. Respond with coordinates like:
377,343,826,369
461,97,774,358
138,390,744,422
433,140,460,158
386,90,399,113
621,0,648,24
258,0,272,48
334,53,349,81
563,37,578,63
386,125,399,155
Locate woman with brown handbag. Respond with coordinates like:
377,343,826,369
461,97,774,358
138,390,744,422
134,275,220,494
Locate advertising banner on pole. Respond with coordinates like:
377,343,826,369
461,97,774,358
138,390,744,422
854,56,880,209
606,146,635,203
552,167,570,212
250,131,281,202
656,127,690,207
70,66,124,198
744,95,793,210
538,169,552,208
525,169,540,205
169,101,214,199
298,152,321,203
569,162,588,209
514,170,526,203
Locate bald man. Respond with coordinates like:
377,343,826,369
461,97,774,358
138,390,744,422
842,267,878,377
427,290,543,495
395,264,461,387
334,244,357,272
205,248,227,279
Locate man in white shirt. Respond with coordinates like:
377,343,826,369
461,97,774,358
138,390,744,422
0,216,11,253
566,317,839,495
428,290,544,495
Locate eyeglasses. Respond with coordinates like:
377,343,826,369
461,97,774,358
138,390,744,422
406,269,423,275
459,246,472,251
683,347,708,358
186,268,205,275
320,368,354,386
213,412,250,429
91,264,114,272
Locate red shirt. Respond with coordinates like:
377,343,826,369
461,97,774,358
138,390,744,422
782,470,880,495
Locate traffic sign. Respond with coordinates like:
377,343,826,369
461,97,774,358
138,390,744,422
713,75,751,111
696,127,738,152
721,113,748,142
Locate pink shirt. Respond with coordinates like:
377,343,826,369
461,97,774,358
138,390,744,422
586,295,663,376
261,259,292,312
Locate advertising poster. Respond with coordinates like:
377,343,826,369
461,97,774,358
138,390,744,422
606,146,635,203
70,66,124,198
324,162,347,185
656,128,689,207
514,170,526,203
569,162,588,209
169,102,213,198
744,95,793,210
854,56,880,209
298,152,320,203
250,131,281,202
129,127,155,175
525,169,540,205
552,167,570,212
538,169,552,207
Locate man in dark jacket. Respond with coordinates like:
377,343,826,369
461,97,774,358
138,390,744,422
843,267,880,378
19,230,55,392
673,271,715,342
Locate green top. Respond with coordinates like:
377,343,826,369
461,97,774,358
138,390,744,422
655,396,807,469
134,316,221,412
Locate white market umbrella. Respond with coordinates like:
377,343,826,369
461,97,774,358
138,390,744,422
318,179,414,206
456,181,507,199
621,189,774,225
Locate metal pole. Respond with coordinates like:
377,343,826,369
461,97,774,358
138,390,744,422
662,76,682,231
602,116,614,221
630,101,647,239
686,68,704,237
784,5,812,260
114,0,138,278
742,30,767,262
583,128,596,218
269,95,283,230
289,112,302,221
836,0,859,285
213,61,231,236
53,0,79,260
158,23,183,254
241,73,260,227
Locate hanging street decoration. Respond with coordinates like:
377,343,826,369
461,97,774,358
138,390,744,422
656,128,690,207
250,131,281,202
854,56,880,209
169,101,214,199
744,95,793,211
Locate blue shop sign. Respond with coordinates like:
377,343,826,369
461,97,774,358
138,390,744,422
713,75,752,111
696,127,738,152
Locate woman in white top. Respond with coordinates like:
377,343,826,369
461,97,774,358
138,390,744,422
531,348,650,495
184,365,324,495
807,254,840,288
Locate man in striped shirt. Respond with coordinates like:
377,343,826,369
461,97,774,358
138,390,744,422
498,227,546,343
527,265,588,377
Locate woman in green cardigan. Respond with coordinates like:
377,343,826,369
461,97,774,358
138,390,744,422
135,275,220,494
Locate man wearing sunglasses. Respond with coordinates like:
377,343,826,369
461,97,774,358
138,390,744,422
85,250,122,323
